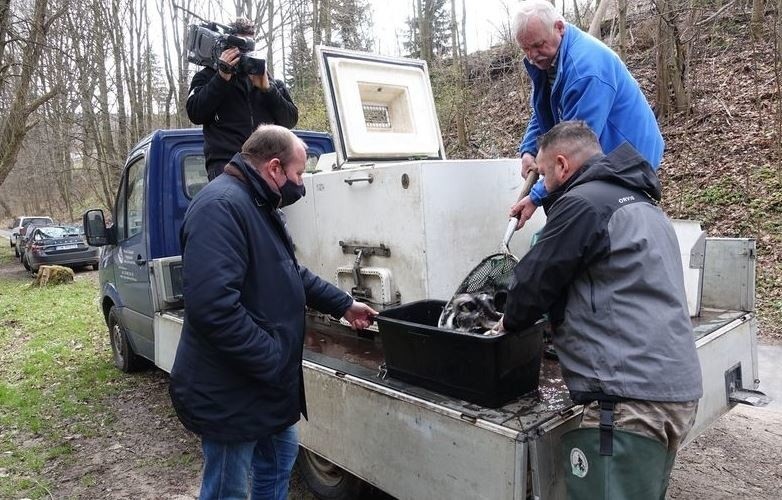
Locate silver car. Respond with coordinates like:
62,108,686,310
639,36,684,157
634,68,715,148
9,216,54,257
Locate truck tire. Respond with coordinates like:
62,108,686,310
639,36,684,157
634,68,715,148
107,306,144,372
22,254,30,272
296,448,366,500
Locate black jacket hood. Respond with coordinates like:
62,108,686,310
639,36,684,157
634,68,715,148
569,142,662,201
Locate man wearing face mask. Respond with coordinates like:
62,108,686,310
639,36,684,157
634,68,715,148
169,124,377,499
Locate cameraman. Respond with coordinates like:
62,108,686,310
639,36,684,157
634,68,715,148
186,18,299,181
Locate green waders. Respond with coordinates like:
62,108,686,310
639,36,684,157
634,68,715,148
561,402,677,500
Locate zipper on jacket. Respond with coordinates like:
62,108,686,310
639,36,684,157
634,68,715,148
248,91,255,128
587,270,597,313
243,78,255,128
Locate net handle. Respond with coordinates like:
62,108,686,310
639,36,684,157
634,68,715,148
502,171,540,252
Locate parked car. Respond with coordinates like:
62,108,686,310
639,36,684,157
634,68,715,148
9,216,53,257
18,222,81,265
21,225,99,273
18,222,47,265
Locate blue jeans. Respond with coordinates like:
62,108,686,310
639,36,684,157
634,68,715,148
199,425,299,500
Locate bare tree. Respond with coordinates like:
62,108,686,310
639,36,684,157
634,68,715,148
0,0,62,187
572,0,583,29
169,0,194,127
589,0,613,37
775,0,782,156
618,0,628,60
450,0,466,148
406,0,450,62
460,0,466,56
0,0,11,84
331,0,373,51
654,0,691,119
751,0,765,39
157,0,177,128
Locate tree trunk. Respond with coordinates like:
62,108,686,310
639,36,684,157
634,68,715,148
322,0,332,45
450,0,466,148
169,0,192,127
157,0,176,129
145,4,153,131
572,0,582,30
618,0,627,60
0,0,11,78
589,0,612,38
654,0,690,120
775,0,782,157
266,0,275,76
751,0,765,39
312,0,320,61
0,0,59,188
460,0,467,57
106,0,129,157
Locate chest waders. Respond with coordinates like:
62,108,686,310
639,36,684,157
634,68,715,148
560,401,677,500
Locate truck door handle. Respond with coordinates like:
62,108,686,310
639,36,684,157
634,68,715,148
135,254,146,266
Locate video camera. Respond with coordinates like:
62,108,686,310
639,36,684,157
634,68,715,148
186,22,266,75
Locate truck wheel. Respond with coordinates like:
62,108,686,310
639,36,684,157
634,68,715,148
108,306,144,372
22,255,30,271
296,448,366,500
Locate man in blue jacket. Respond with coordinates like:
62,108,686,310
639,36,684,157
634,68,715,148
497,121,701,499
170,124,376,499
509,0,664,228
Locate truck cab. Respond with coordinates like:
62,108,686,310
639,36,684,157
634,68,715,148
84,128,334,370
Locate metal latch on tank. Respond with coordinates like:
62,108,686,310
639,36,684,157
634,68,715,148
344,173,374,185
339,241,391,300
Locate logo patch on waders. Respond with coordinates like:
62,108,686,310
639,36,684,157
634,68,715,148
569,447,588,478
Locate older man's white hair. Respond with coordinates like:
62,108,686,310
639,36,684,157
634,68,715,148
512,0,566,40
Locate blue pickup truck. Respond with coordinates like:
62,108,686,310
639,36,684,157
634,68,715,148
82,47,765,500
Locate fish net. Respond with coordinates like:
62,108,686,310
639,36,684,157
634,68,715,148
437,253,519,332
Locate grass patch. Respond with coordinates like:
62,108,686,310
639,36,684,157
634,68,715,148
0,243,17,265
0,245,129,498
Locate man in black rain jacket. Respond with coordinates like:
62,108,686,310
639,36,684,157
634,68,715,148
186,18,298,180
498,121,702,499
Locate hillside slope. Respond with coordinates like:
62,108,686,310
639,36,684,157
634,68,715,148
438,10,782,340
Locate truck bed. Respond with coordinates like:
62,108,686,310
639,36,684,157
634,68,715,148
301,307,748,437
157,305,755,499
304,325,573,436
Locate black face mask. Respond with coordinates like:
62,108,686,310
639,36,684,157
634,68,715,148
276,173,306,208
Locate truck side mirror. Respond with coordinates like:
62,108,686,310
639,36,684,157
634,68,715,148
83,209,114,246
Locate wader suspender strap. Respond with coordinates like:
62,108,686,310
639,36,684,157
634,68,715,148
599,401,615,456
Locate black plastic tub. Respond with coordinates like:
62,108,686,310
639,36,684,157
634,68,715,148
376,300,543,408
